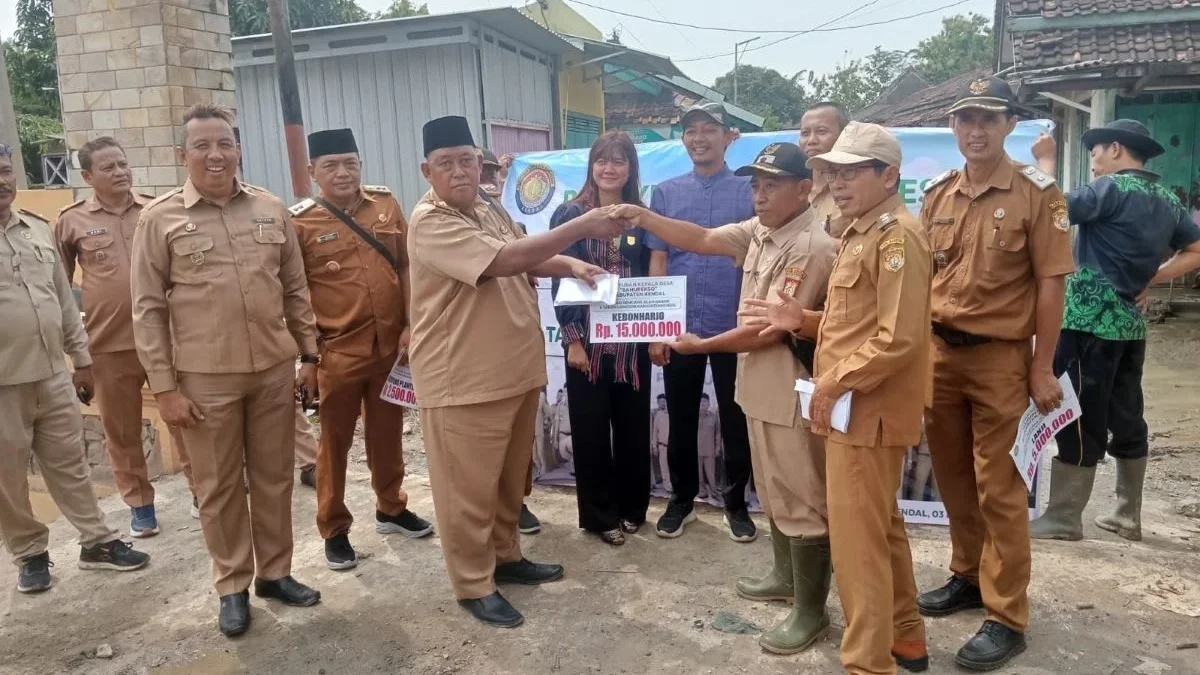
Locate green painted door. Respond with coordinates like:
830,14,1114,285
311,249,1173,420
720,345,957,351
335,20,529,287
1116,91,1200,211
565,112,602,150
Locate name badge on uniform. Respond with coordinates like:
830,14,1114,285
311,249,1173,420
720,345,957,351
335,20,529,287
253,216,276,225
933,217,955,225
782,267,806,296
317,232,339,243
86,228,109,237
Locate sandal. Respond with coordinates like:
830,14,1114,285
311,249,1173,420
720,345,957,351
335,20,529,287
619,520,641,534
598,529,625,546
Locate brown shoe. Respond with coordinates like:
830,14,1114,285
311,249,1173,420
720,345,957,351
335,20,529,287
892,639,929,672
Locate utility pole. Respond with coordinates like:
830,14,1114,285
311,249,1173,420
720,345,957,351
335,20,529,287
267,0,310,199
732,37,760,107
0,38,30,188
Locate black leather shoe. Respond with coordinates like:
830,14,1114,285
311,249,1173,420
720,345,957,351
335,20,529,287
218,590,251,637
254,576,321,607
457,592,524,628
917,574,983,617
494,558,564,585
955,620,1026,671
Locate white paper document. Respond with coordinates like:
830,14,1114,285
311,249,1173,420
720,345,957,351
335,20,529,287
379,355,418,409
794,379,853,433
1010,373,1081,492
553,274,619,307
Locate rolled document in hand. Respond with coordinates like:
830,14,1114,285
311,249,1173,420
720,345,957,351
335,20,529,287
553,274,619,306
794,378,853,433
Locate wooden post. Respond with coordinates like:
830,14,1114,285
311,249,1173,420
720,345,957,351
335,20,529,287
267,0,310,199
0,40,30,188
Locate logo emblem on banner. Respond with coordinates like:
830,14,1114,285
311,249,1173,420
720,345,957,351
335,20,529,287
515,164,557,215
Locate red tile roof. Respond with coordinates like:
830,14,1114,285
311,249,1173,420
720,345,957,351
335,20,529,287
1008,0,1195,17
856,68,991,127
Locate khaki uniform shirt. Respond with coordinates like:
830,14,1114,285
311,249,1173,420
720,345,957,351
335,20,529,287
815,194,933,448
54,192,152,354
652,408,669,446
921,157,1075,340
407,189,546,408
810,180,844,238
713,209,838,427
291,186,407,369
131,180,318,393
697,410,720,457
0,209,92,386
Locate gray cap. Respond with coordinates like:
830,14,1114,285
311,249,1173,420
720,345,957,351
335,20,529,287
681,101,727,128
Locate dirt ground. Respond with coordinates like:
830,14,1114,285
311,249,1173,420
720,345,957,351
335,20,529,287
2,323,1199,675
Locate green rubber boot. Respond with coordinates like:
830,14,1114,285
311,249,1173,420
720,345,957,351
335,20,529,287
1096,457,1147,542
735,520,793,602
759,537,831,655
1030,460,1096,541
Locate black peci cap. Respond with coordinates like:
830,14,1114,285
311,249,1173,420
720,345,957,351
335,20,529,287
422,116,475,157
307,128,358,159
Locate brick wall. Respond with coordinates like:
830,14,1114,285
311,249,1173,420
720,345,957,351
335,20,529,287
53,0,236,197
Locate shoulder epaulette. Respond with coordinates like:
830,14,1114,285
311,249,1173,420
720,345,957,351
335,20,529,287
240,182,269,194
924,170,958,193
362,184,392,195
57,199,86,215
877,211,899,230
1017,165,1056,191
141,188,183,214
289,198,316,216
16,207,49,223
137,192,156,200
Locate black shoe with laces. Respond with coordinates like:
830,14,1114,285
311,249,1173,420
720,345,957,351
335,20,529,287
375,509,434,538
917,574,983,617
723,507,758,542
16,552,53,593
78,539,150,572
324,534,358,571
518,504,542,534
955,620,1026,671
299,466,317,489
655,502,696,539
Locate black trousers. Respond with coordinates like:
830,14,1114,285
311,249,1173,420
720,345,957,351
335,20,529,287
663,351,751,512
565,352,652,533
1053,329,1148,468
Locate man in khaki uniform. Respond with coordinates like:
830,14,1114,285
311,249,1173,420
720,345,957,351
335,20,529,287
407,115,615,628
290,128,432,571
798,102,849,236
553,388,573,464
611,142,837,655
917,77,1073,670
807,122,932,674
55,136,190,537
131,103,322,637
0,144,150,594
651,394,670,489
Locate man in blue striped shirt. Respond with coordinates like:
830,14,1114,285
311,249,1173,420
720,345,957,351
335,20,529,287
647,102,757,542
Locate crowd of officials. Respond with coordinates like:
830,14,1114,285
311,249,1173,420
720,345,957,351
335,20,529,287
2,70,1199,675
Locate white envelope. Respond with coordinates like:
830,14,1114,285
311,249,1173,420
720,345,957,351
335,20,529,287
794,378,853,433
553,274,619,306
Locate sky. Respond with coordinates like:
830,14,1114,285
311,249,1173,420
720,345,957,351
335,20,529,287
1,0,996,86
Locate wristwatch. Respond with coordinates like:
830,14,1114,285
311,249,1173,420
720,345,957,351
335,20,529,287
300,354,320,365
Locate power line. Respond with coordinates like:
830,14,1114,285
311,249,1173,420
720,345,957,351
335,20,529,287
674,0,974,63
645,0,701,53
564,0,970,41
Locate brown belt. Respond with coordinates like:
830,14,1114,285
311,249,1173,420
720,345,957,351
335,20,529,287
932,323,994,347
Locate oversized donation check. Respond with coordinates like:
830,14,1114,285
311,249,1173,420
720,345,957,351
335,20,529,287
380,356,418,409
1010,372,1080,492
589,276,687,344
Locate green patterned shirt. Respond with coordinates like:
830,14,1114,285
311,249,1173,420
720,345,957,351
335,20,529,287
1062,266,1146,340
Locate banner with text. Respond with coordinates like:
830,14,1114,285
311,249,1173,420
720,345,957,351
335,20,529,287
591,277,687,344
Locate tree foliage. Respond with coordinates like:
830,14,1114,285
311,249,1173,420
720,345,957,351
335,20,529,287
710,13,994,124
229,0,371,36
712,65,808,131
376,0,429,20
912,13,994,85
3,0,58,180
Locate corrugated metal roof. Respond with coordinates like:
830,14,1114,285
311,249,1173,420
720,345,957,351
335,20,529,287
232,7,577,56
560,35,685,79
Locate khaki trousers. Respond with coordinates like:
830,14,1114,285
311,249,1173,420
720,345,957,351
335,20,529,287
316,358,407,539
925,338,1032,631
0,371,118,564
421,389,538,599
177,360,296,595
747,415,827,537
92,350,188,508
294,405,317,470
827,441,925,675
